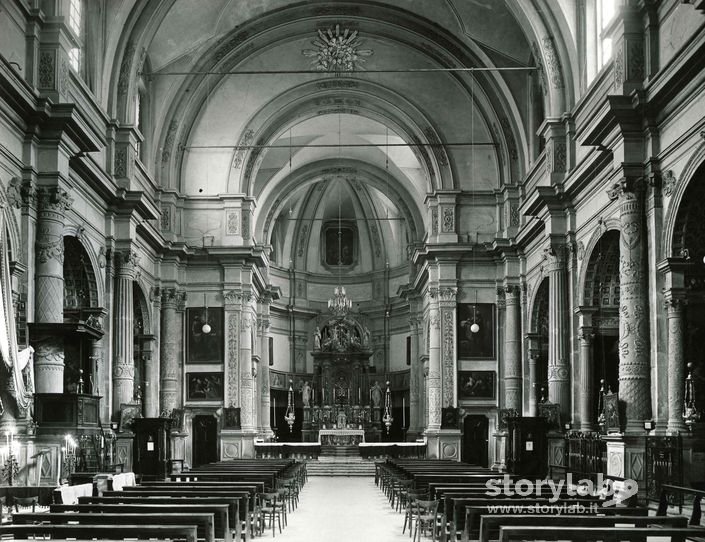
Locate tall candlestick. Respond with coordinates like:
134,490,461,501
403,397,406,427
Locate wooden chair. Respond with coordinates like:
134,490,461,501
413,499,439,542
259,492,283,537
403,490,429,536
12,496,38,513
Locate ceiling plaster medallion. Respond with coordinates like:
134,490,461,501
302,25,373,73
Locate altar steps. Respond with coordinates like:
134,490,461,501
306,459,376,477
320,445,359,457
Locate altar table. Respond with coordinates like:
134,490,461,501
318,429,365,445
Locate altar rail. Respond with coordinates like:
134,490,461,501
254,442,426,460
255,443,321,459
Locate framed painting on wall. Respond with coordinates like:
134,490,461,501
187,307,224,363
186,372,224,401
457,303,495,358
457,371,496,400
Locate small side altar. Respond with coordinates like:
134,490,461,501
318,429,365,446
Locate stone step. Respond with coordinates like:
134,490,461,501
305,460,376,477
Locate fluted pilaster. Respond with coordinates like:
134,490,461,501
579,330,595,431
112,249,139,412
159,288,185,414
258,308,272,436
545,244,571,420
408,316,422,435
503,286,522,410
665,296,687,433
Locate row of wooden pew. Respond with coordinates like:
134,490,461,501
1,458,307,542
377,458,705,542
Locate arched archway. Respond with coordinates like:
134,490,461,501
133,282,157,417
529,278,549,404
63,235,101,394
582,230,621,422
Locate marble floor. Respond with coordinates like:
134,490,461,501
256,476,420,541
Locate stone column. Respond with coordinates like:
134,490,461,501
34,187,72,393
665,295,687,433
112,249,139,412
504,285,522,410
408,316,422,436
609,178,652,432
159,288,184,414
144,288,161,418
258,291,274,437
239,298,256,432
427,303,442,431
578,329,595,431
544,244,571,421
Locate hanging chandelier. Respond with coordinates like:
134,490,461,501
382,381,393,434
284,380,296,431
328,286,352,318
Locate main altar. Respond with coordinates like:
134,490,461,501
302,314,384,443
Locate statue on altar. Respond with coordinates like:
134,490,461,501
302,381,311,407
370,381,383,408
337,411,347,428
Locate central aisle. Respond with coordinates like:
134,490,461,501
259,475,415,541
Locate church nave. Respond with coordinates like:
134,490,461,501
259,475,410,542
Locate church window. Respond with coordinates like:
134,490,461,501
67,0,84,73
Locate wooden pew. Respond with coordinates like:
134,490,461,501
12,512,217,542
0,523,198,542
51,504,229,542
479,514,687,542
78,495,244,541
448,496,598,542
463,505,648,542
657,483,705,525
498,526,705,542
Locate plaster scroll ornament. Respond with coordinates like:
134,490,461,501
302,25,373,73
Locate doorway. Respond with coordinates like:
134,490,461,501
192,415,218,467
462,415,489,467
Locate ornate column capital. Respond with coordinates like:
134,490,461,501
37,186,73,213
607,176,646,201
578,329,595,346
224,289,244,307
115,249,140,275
543,243,568,272
161,288,186,309
663,294,687,314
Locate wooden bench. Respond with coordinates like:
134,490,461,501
12,512,217,542
462,504,648,542
0,523,198,542
498,525,705,542
79,494,245,541
479,514,687,542
51,503,230,542
657,483,705,525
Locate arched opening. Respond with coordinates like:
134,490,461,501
63,236,99,393
531,279,550,401
133,282,154,415
583,230,620,420
672,165,705,412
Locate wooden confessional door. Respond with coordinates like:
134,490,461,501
462,415,489,467
192,415,218,467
